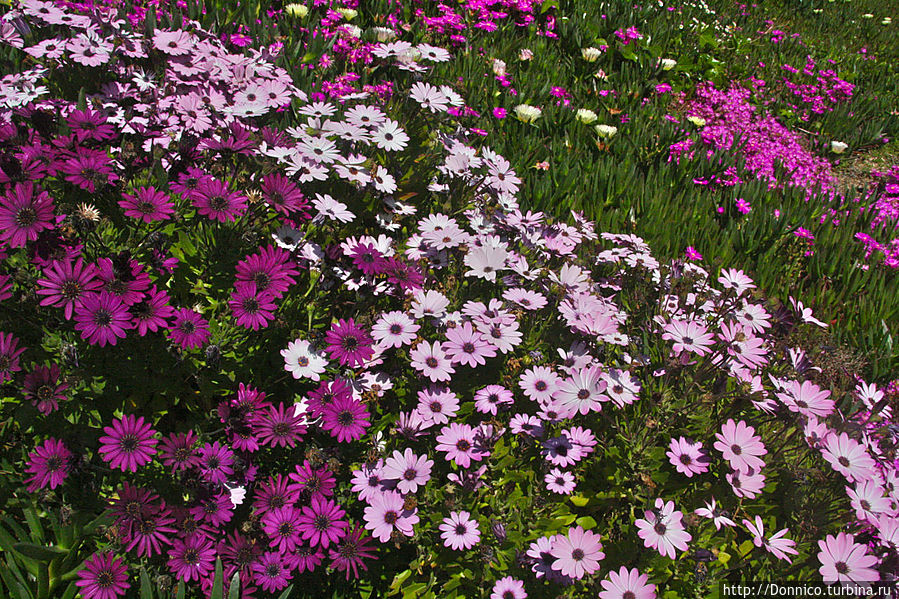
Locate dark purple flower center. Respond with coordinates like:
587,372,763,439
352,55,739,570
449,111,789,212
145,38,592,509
403,468,417,481
337,410,355,426
119,434,138,451
297,356,309,367
383,510,398,524
206,456,221,470
93,308,113,326
96,571,115,587
14,206,38,227
183,548,200,565
37,385,55,400
278,522,294,537
654,522,667,536
273,422,291,436
265,563,280,577
462,342,475,354
425,357,439,368
341,335,359,350
577,389,590,400
454,523,467,535
682,336,694,345
173,447,191,463
535,381,547,391
314,514,331,531
835,562,849,574
623,593,636,599
137,201,156,214
571,548,585,561
680,453,692,465
337,538,358,559
612,385,624,395
455,439,471,451
429,401,442,413
208,195,229,211
503,592,515,599
730,444,742,456
269,495,285,508
490,327,502,339
555,477,565,485
389,324,402,335
179,320,196,333
838,456,850,467
61,280,82,299
860,500,871,511
45,456,63,471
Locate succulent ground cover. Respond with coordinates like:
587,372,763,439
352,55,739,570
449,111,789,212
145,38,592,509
0,0,898,598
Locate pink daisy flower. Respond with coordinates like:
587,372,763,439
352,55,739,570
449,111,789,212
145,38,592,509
743,515,798,563
491,576,527,599
409,340,455,382
439,511,481,550
817,532,879,584
662,319,715,356
549,525,605,580
545,468,576,494
821,432,877,483
776,379,835,418
372,311,419,348
443,322,497,367
713,419,767,474
363,490,418,542
436,423,486,468
635,498,691,559
599,566,657,599
382,448,433,494
666,437,709,477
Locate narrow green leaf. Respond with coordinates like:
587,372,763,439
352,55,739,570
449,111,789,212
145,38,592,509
228,572,241,599
13,543,68,562
210,558,224,599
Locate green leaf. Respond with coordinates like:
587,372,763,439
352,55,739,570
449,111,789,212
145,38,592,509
12,543,68,562
569,495,589,507
140,566,154,599
575,516,597,529
228,572,241,599
176,581,185,599
276,585,294,599
210,558,224,599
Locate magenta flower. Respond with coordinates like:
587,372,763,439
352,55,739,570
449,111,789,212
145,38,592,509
76,552,129,599
23,364,69,414
251,551,292,592
126,509,177,558
36,257,102,319
98,415,157,472
167,535,216,582
363,490,419,542
666,437,709,477
192,177,247,222
321,396,370,443
131,286,174,335
329,525,376,580
168,308,211,349
158,431,199,473
252,402,307,448
599,566,657,599
0,182,55,248
324,318,374,368
260,172,309,216
262,506,303,553
118,186,175,223
253,474,302,515
196,441,234,485
67,109,115,142
229,282,277,331
24,438,71,492
817,532,879,584
439,511,481,550
727,468,766,499
234,245,298,298
74,292,133,347
713,419,767,474
0,331,25,382
549,525,605,580
635,498,692,559
297,496,348,548
59,149,118,192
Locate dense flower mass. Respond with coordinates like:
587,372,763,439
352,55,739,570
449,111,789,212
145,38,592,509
0,0,897,598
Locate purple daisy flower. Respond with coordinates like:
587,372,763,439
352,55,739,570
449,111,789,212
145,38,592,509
297,495,349,548
168,308,211,349
381,448,434,494
167,534,216,582
24,438,72,492
289,460,337,498
192,492,234,527
439,511,481,550
234,246,298,299
252,402,307,448
252,551,293,592
36,257,102,319
98,414,157,472
253,474,303,515
158,431,199,472
96,257,150,307
324,318,374,368
262,506,303,553
229,282,277,331
74,292,133,347
67,109,116,142
192,177,247,223
363,490,419,542
0,182,55,248
76,552,129,599
118,186,175,222
349,242,388,276
196,441,234,485
131,286,175,335
218,531,262,577
126,507,177,558
0,331,24,382
261,173,309,216
329,525,376,580
23,364,69,415
321,396,370,443
58,149,118,193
